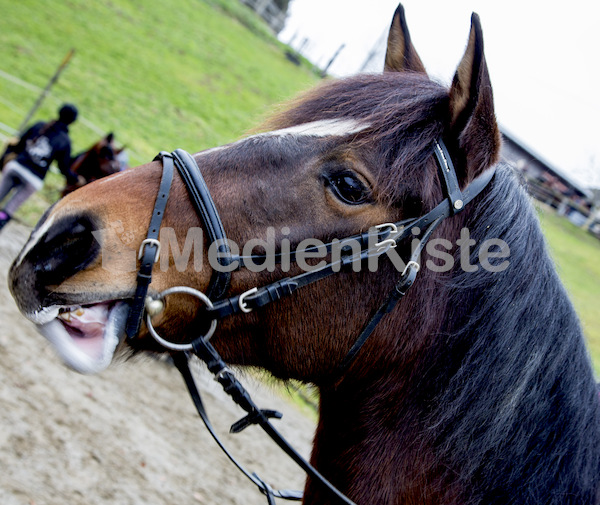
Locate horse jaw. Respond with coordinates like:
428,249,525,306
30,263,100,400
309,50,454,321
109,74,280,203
36,302,129,374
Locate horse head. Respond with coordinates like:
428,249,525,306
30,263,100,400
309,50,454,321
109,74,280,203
63,133,122,195
95,132,121,175
10,8,498,376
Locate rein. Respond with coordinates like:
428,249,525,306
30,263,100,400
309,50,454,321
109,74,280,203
126,142,495,504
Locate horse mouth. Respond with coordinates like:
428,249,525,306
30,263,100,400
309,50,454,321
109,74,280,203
37,301,129,374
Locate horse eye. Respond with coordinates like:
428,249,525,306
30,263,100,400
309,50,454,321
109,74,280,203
327,173,371,205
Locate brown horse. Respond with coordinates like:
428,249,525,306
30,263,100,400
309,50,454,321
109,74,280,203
61,132,124,196
8,5,600,504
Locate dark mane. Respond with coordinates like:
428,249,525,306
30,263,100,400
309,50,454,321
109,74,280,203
422,165,600,503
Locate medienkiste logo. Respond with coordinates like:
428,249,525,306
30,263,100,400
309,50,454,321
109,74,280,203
92,222,510,275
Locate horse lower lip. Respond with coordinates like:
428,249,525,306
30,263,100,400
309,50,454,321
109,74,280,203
38,302,129,374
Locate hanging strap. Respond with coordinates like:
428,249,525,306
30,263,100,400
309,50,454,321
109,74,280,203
172,350,357,505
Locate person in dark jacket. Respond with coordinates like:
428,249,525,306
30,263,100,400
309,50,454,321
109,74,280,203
0,103,79,230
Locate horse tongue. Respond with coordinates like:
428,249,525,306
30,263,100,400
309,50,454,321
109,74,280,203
63,304,110,339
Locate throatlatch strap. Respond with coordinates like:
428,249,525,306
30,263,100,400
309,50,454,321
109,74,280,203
125,152,173,339
339,263,418,372
338,215,444,373
204,164,496,324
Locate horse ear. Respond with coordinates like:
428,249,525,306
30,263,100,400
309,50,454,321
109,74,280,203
448,13,501,178
384,4,426,74
106,132,114,143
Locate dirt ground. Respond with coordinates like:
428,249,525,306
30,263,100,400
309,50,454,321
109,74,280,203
0,221,316,505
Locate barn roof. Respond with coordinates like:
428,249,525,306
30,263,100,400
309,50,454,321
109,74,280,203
501,127,593,200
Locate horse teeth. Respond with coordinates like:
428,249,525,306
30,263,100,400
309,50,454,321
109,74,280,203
58,307,85,323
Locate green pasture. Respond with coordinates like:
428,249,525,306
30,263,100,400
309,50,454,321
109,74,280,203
1,0,599,377
537,206,600,373
0,0,319,223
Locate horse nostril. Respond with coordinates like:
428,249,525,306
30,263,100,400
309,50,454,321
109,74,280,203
31,213,101,284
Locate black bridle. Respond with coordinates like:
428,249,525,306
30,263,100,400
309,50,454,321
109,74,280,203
124,142,495,504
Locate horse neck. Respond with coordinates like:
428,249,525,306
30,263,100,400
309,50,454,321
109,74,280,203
306,378,452,505
303,241,457,505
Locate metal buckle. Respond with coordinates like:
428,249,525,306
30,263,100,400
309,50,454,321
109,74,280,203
238,287,258,313
373,223,398,254
374,238,397,255
214,366,232,382
401,260,421,276
375,222,398,235
138,238,161,262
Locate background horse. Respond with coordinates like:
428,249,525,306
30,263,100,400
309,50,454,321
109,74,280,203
9,4,600,504
62,132,124,195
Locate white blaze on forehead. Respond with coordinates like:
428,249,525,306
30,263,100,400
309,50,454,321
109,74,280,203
253,118,370,139
189,120,369,158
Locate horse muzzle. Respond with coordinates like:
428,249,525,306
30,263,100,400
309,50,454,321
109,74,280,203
9,211,131,374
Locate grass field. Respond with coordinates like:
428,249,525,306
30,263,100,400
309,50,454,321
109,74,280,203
537,206,600,372
1,1,599,374
0,0,319,223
